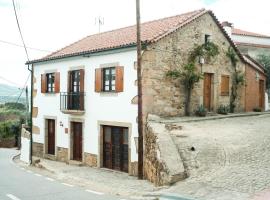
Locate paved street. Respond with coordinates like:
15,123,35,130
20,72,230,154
0,148,129,200
165,114,270,200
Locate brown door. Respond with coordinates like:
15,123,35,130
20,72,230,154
259,80,265,109
72,122,82,161
47,119,55,155
204,73,212,111
103,126,128,172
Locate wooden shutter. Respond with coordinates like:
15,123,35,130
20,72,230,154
67,71,71,92
79,69,85,110
54,72,60,93
41,74,47,93
115,66,124,92
95,68,102,92
79,69,85,92
221,75,229,96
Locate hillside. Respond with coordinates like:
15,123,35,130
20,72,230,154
0,84,26,104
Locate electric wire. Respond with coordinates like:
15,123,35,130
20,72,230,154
0,39,52,53
12,0,30,62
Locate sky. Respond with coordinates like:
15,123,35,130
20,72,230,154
0,0,269,88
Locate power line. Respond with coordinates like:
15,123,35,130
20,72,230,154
0,39,52,53
15,73,30,104
0,76,21,87
12,0,30,62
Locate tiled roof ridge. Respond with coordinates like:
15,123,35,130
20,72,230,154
232,28,270,38
38,8,206,61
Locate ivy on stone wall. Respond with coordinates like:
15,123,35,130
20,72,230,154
166,42,219,116
226,47,245,113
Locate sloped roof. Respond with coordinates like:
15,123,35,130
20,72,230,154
243,54,266,74
232,28,270,38
28,8,245,64
28,9,210,64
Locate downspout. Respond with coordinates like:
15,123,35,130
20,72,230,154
27,64,33,164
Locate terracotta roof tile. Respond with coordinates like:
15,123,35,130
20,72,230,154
29,9,207,63
232,28,270,38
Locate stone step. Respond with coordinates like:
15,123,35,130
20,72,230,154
68,160,83,166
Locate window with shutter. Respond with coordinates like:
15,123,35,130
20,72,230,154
95,66,124,93
54,72,60,93
95,68,102,92
221,75,230,96
115,66,124,92
41,74,47,93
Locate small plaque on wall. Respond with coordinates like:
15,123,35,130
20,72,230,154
65,128,68,134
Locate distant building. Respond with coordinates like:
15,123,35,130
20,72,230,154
222,21,270,58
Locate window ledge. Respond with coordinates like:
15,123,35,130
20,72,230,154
61,109,85,115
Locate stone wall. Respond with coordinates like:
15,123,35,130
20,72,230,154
144,116,186,186
0,138,15,148
141,12,246,118
84,152,97,167
56,147,68,162
32,142,44,157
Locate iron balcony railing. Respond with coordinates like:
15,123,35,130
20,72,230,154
60,92,85,111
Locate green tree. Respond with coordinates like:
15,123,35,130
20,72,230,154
256,54,270,90
167,63,203,116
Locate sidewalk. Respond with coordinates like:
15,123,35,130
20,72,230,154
18,157,162,199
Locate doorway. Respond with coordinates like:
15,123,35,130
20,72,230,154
103,126,128,172
259,80,265,109
47,119,55,155
204,73,213,111
71,122,83,161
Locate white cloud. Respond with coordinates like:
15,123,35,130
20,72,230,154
0,0,269,86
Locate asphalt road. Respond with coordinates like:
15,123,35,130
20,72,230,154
0,148,128,200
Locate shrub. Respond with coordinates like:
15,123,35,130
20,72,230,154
253,107,262,112
4,102,26,110
217,105,230,115
195,105,207,117
0,120,20,139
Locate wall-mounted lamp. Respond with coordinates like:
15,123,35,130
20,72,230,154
256,72,260,81
199,56,205,73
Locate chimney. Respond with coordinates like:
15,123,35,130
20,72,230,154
222,21,233,37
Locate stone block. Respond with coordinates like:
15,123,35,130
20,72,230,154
84,152,97,167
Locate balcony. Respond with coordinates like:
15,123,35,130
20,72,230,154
60,92,85,115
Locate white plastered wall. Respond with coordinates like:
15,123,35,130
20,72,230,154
32,48,138,162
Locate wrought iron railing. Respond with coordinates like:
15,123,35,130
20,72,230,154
60,92,85,111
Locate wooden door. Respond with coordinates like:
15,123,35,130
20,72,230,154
47,119,55,155
259,80,265,109
112,127,122,171
204,73,212,111
103,126,129,172
103,126,112,169
72,122,82,161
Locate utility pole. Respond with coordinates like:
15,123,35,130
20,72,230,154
136,0,143,179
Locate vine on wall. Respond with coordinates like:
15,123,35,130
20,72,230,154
166,42,219,116
226,47,245,113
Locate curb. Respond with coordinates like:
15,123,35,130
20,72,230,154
156,112,270,124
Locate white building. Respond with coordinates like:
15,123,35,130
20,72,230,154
222,21,270,58
30,45,139,174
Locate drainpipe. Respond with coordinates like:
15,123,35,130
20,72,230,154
27,64,33,165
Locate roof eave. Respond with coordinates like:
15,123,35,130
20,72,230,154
26,42,144,65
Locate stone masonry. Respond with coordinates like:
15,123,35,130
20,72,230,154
32,142,44,158
144,115,186,186
141,12,246,118
84,152,97,167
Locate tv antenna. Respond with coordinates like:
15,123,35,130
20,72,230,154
95,16,104,33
